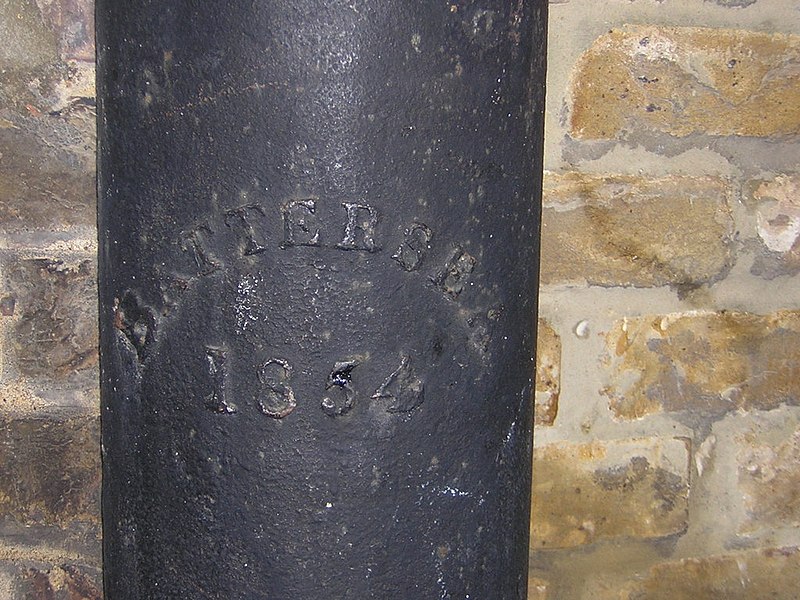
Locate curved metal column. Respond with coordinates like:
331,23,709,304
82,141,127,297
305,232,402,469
97,2,547,598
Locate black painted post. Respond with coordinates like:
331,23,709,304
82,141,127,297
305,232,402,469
97,2,547,598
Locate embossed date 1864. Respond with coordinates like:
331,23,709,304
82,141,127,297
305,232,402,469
203,349,424,420
114,197,479,424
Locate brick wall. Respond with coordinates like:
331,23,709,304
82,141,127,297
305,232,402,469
0,0,101,597
2,0,800,599
533,0,800,597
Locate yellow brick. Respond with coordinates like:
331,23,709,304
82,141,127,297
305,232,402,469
603,310,800,420
738,424,800,533
535,319,560,427
540,173,734,288
569,26,800,139
615,547,800,600
531,438,689,549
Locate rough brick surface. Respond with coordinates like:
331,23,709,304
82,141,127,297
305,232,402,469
34,0,95,61
0,1,96,121
527,576,549,600
540,173,734,289
0,0,58,71
0,560,101,600
738,424,800,533
603,310,800,421
0,119,95,234
748,174,800,279
531,437,689,549
0,414,100,527
569,26,800,140
1,257,97,381
614,547,800,600
1,0,94,66
535,319,560,426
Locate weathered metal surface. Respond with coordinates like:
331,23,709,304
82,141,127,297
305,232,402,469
97,2,547,598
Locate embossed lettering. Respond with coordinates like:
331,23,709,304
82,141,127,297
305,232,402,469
155,268,189,316
372,355,424,413
204,346,235,414
392,222,432,271
432,246,476,299
113,291,157,362
257,358,297,419
321,360,359,416
225,204,269,256
337,203,379,252
282,199,321,247
180,224,220,275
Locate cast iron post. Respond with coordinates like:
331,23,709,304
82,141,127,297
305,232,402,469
97,2,547,598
